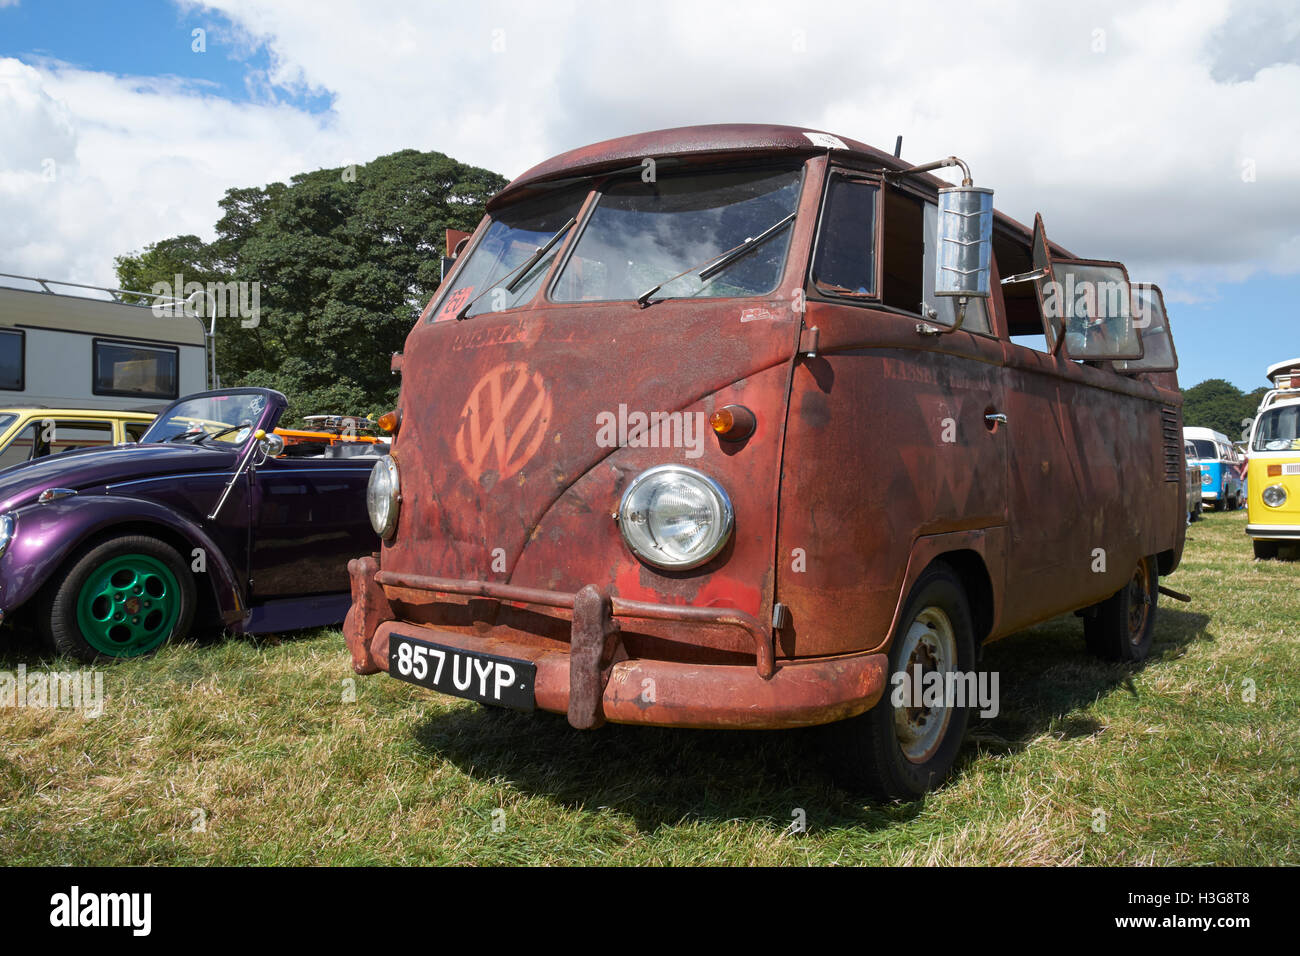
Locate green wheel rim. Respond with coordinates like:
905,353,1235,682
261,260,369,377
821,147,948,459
75,553,181,657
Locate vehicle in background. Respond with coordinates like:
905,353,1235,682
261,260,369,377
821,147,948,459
0,387,378,661
0,407,157,470
1184,439,1203,523
1245,358,1300,559
0,273,209,411
344,124,1188,799
1184,426,1244,511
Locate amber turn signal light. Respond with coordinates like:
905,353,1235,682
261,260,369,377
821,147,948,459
710,404,756,442
1268,464,1282,477
378,409,402,434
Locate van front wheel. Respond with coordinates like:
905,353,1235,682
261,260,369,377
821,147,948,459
1083,555,1157,662
828,563,975,801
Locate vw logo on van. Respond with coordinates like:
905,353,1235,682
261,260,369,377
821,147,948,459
454,361,552,486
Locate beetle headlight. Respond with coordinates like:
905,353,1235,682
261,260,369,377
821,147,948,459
617,465,734,570
1262,484,1288,508
367,455,401,538
0,514,13,558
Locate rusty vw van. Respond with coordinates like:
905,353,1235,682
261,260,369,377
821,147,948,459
344,125,1186,798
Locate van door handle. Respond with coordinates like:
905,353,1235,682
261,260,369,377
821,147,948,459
985,412,1008,427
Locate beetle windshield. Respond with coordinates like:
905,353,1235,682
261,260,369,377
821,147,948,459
1253,404,1300,452
551,167,802,304
143,392,271,445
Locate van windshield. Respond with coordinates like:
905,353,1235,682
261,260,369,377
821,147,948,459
551,167,802,304
430,186,587,321
1189,439,1219,460
1253,405,1300,452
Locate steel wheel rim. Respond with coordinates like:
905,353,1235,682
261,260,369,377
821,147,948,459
1126,560,1152,645
893,606,957,764
75,554,181,657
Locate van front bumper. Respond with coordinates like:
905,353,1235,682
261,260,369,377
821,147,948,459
1246,524,1300,540
343,556,888,730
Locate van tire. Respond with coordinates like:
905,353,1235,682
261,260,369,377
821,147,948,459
1253,540,1279,560
38,535,196,663
1083,555,1157,662
827,562,975,801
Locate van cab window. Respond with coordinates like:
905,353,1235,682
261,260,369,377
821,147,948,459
431,186,587,321
1254,405,1300,451
811,174,877,297
551,167,801,304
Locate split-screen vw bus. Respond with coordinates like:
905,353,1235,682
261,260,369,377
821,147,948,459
344,125,1187,798
1246,357,1300,559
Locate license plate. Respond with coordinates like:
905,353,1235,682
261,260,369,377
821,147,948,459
388,634,536,711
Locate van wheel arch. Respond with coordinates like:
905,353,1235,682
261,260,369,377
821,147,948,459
929,550,994,647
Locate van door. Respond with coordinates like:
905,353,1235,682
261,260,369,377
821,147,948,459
774,175,1009,658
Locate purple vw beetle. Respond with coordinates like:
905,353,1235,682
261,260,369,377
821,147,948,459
0,387,378,661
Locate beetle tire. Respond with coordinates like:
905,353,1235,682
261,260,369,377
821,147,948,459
827,562,975,801
1083,555,1157,662
38,534,197,663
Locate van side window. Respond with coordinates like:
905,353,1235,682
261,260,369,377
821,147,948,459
882,187,923,311
811,175,877,297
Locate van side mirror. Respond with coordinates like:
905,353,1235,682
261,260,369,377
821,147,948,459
933,185,994,332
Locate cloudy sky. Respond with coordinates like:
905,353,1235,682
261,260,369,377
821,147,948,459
1,0,1297,390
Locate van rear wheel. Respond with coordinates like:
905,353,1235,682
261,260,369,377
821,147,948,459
828,562,975,801
1083,555,1157,662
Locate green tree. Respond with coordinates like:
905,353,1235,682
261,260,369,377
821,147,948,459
114,149,505,423
1182,378,1268,439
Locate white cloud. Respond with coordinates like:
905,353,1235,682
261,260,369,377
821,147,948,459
2,0,1298,294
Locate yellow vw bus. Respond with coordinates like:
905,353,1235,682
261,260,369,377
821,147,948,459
1246,357,1300,559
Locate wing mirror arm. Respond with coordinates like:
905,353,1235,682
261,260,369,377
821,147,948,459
208,429,267,522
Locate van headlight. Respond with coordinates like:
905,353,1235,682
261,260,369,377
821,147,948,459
1262,484,1288,508
1201,471,1212,485
367,455,401,538
0,514,13,558
617,465,734,570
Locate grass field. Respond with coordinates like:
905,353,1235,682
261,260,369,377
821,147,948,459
2,509,1296,865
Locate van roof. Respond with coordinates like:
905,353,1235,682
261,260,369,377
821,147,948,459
1184,426,1231,441
492,123,1076,260
1265,357,1300,385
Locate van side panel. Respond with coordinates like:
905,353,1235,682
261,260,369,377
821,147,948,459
773,306,1008,658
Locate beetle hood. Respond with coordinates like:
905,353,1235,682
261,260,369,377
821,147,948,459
0,443,237,513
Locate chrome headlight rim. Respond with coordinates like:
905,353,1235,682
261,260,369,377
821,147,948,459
617,464,735,571
367,455,401,539
0,513,13,559
1262,484,1288,508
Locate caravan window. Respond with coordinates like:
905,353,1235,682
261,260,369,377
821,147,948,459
0,330,23,390
93,340,179,399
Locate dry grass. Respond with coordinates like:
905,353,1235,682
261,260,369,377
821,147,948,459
1,509,1296,865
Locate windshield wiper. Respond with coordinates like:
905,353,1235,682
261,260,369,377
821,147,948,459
454,217,577,320
635,212,796,308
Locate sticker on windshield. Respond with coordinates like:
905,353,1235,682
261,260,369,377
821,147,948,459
803,132,848,150
436,286,474,322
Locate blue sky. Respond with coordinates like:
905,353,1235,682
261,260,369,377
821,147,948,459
1,0,1296,393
